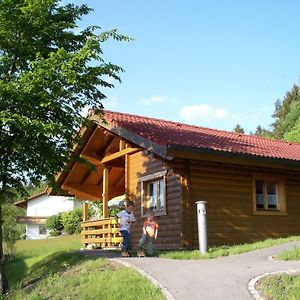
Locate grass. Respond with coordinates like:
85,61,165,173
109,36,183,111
253,241,300,299
5,235,165,300
257,274,300,300
6,234,82,288
158,236,300,259
277,246,300,261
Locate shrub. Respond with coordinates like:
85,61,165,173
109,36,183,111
60,208,82,234
46,214,63,236
49,229,62,237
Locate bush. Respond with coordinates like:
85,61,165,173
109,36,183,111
46,214,63,235
60,208,82,234
49,229,62,237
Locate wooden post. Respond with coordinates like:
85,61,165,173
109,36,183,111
125,154,129,200
119,140,125,151
83,202,89,222
103,167,109,218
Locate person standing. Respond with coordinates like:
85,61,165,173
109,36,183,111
115,200,136,257
137,211,159,257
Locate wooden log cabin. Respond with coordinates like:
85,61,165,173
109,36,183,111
54,110,300,250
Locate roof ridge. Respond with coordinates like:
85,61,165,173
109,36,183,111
103,110,300,147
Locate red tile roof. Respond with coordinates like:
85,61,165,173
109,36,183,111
103,110,300,162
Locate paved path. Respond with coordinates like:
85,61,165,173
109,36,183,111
113,241,300,300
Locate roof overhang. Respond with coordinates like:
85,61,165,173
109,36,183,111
167,144,300,171
14,191,48,209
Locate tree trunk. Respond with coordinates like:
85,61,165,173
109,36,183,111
0,205,9,294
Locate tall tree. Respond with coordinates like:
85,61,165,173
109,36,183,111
0,0,129,292
271,84,300,139
233,124,245,133
253,125,272,138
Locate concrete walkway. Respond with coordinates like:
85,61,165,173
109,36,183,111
112,241,300,300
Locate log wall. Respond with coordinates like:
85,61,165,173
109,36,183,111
128,151,183,250
179,160,300,247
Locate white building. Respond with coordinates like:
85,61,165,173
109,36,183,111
15,192,81,240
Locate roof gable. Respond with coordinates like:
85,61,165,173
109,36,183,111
91,110,300,163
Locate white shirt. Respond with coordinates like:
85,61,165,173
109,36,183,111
116,210,136,232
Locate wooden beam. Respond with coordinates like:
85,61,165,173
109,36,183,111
80,153,102,166
62,183,101,201
101,148,140,164
102,135,115,155
103,168,109,218
83,202,89,222
81,127,100,154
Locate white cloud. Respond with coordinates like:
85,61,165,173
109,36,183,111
180,104,236,122
140,95,168,106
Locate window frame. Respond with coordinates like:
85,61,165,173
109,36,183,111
252,173,287,216
39,225,47,235
140,170,167,217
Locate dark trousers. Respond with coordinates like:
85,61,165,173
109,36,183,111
138,234,154,255
120,230,130,251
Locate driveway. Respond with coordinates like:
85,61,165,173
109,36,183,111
113,241,300,300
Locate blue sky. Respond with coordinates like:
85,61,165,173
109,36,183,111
69,0,300,132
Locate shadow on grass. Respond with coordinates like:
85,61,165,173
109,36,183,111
7,252,100,291
6,258,27,289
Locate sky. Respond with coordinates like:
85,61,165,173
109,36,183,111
67,0,300,133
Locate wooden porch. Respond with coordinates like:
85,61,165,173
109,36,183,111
81,218,123,248
55,124,142,249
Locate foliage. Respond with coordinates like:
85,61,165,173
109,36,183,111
284,118,300,142
233,124,245,133
2,205,25,256
0,0,129,198
45,213,63,235
60,208,82,234
158,236,300,259
25,182,47,198
88,201,103,219
251,125,272,138
109,206,123,217
271,84,300,141
0,0,129,291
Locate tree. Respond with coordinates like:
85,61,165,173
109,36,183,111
3,205,25,256
253,125,272,138
60,207,82,234
0,0,129,292
271,84,300,139
233,124,245,133
281,101,300,142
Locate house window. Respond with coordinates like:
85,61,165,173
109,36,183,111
252,174,286,215
140,170,167,216
39,225,47,235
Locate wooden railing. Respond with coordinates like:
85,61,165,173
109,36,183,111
81,218,123,248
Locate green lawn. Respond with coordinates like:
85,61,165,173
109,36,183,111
5,235,165,300
256,244,300,299
158,236,300,259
